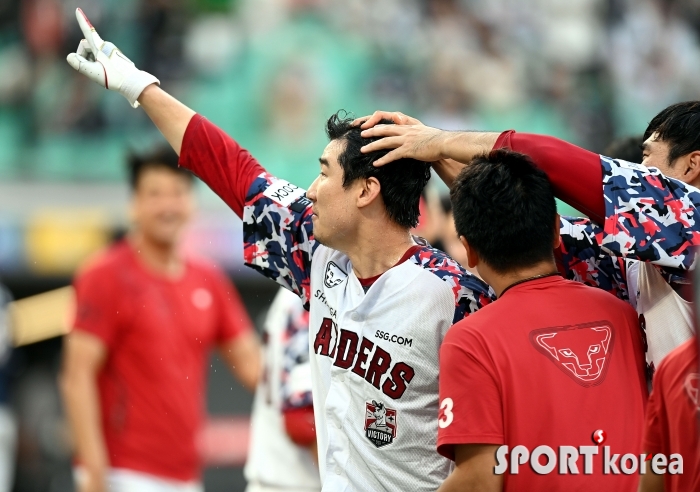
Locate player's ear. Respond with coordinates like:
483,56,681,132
552,213,561,249
356,177,381,209
459,236,479,270
682,150,700,188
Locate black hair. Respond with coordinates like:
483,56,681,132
128,146,194,190
450,149,557,273
604,135,643,163
325,111,431,229
643,101,700,165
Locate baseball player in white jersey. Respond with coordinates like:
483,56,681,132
65,10,494,492
245,288,321,492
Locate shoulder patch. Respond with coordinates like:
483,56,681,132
612,158,646,172
263,180,306,207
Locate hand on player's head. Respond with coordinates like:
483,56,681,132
359,124,445,167
352,111,423,130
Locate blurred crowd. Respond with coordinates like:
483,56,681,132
1,0,700,184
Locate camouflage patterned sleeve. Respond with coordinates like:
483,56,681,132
558,216,629,301
243,173,317,305
411,247,496,323
599,156,700,270
280,305,313,410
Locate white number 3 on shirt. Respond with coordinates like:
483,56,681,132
438,398,454,428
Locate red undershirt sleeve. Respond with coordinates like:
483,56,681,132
178,115,265,218
494,131,605,224
283,406,317,446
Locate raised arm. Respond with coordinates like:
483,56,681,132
66,8,317,301
138,85,194,155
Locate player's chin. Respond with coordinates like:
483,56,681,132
312,225,331,247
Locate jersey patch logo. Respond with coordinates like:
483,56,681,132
324,261,347,288
684,373,700,411
365,400,397,448
530,322,614,387
262,179,306,207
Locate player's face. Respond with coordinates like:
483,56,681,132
642,133,686,181
131,166,194,248
307,140,361,249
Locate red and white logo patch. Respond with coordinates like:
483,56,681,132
365,400,397,448
530,322,614,387
684,373,700,411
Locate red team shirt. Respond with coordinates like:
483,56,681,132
438,276,648,491
643,338,700,492
73,241,253,481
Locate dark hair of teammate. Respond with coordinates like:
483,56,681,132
604,136,643,163
326,112,431,229
450,149,557,273
643,101,700,166
128,146,194,190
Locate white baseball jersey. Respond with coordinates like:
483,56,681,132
241,173,494,492
627,260,694,370
244,288,321,491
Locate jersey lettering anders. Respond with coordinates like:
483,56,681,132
313,317,415,400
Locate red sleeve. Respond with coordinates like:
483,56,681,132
494,131,605,223
210,268,254,343
643,365,669,455
437,329,504,460
283,406,316,446
72,265,123,348
179,115,266,217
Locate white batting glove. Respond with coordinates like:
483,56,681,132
66,8,159,108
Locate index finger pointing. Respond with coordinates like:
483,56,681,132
76,8,104,54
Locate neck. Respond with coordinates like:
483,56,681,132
344,220,414,279
484,259,559,298
128,231,183,278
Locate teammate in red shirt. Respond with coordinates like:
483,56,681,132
639,337,700,492
60,147,261,492
435,150,648,491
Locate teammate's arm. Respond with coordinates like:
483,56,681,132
219,333,261,392
59,332,109,492
558,216,629,300
638,461,665,492
437,444,502,492
358,113,604,223
639,364,667,492
361,111,700,271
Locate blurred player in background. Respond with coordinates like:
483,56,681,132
437,150,646,491
245,287,320,492
639,336,699,492
359,104,700,375
0,283,16,491
60,146,260,492
65,10,493,491
603,135,643,164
